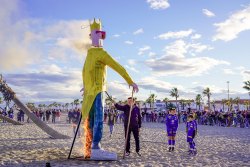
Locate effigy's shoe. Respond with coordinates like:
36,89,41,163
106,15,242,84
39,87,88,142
168,147,172,152
171,147,174,152
90,149,117,161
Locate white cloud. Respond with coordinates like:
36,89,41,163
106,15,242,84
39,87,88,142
188,43,213,54
124,40,134,45
156,29,193,40
112,34,120,38
164,40,187,58
128,59,136,66
107,81,131,100
241,70,250,81
148,52,156,57
145,40,229,77
223,69,236,75
147,0,170,10
163,40,213,58
213,5,250,41
191,34,202,39
139,77,183,93
40,64,63,74
4,70,83,103
133,28,144,35
0,0,91,71
0,1,40,71
138,45,151,55
125,65,139,73
202,9,215,17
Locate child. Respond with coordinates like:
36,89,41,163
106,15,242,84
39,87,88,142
186,114,198,155
166,107,178,152
108,109,116,137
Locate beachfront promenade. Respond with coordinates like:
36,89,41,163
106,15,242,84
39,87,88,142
0,114,249,167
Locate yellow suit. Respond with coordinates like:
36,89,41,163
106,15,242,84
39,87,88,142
82,47,134,119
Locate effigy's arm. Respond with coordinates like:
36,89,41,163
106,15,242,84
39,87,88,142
101,52,134,85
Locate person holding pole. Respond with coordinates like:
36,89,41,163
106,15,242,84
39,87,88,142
114,97,142,156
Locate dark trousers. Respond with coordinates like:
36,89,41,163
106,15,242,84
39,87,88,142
125,126,140,153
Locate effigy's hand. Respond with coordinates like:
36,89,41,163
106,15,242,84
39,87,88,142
130,83,139,93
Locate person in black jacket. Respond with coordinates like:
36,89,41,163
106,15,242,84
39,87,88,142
114,97,142,156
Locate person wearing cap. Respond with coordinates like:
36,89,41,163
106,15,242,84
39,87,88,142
114,97,142,156
166,106,179,152
186,114,198,155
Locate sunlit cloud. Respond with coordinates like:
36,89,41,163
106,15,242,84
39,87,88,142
156,29,193,40
202,9,215,17
133,28,144,35
213,5,250,41
147,0,170,10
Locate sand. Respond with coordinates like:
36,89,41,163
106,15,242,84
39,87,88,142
0,115,250,167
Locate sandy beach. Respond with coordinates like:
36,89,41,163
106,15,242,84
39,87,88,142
0,115,250,167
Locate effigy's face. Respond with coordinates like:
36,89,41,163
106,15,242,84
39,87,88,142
91,29,106,47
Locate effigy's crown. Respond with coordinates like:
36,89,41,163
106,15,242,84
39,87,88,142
90,18,101,31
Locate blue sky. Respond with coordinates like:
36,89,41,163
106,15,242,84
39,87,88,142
0,0,250,104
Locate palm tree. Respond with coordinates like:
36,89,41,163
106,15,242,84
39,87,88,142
170,87,179,112
57,103,61,110
74,99,80,108
243,80,250,101
26,102,35,110
38,104,43,109
221,99,226,112
180,99,186,110
226,98,233,111
187,99,192,109
65,103,69,110
234,97,240,110
70,102,74,109
195,94,202,111
0,96,4,110
42,104,46,110
202,87,211,112
105,96,113,109
61,104,65,111
163,97,169,110
146,94,157,109
244,100,249,110
211,100,216,111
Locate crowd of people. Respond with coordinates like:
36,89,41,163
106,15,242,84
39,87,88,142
139,108,250,128
1,104,249,130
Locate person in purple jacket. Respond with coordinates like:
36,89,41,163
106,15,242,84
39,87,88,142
166,107,179,152
186,114,198,155
114,97,142,156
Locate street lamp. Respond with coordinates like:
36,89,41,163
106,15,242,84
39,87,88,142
227,81,230,111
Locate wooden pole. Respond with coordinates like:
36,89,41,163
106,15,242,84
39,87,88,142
123,89,134,159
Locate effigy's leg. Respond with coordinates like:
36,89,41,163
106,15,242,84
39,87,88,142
85,92,117,160
83,117,93,159
92,92,104,149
